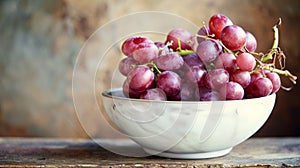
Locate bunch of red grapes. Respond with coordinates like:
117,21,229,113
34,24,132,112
118,14,297,101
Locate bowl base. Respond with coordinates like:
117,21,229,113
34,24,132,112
143,147,232,159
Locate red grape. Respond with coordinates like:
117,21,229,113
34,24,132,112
200,90,223,101
185,66,207,86
121,36,149,56
209,14,233,39
183,53,205,69
179,82,198,101
126,65,154,92
246,77,273,98
221,25,246,51
157,71,182,97
165,28,194,51
230,70,251,88
118,57,139,76
220,81,244,100
265,71,281,93
196,40,222,63
122,80,143,98
236,52,256,71
205,69,229,90
132,42,159,64
155,52,184,71
214,52,236,72
245,31,257,52
140,88,167,101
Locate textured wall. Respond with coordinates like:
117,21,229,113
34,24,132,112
0,0,299,137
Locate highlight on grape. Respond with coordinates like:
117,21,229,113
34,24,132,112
118,14,297,101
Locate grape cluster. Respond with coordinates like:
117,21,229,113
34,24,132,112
118,14,297,101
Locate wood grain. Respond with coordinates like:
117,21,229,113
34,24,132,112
0,138,299,167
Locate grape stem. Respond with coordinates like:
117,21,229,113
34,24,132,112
144,61,161,74
261,18,281,62
175,38,195,56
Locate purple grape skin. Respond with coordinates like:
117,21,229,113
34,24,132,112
140,88,167,101
183,53,205,69
230,70,251,88
205,69,230,90
165,28,194,51
122,80,143,98
121,36,149,57
220,25,246,51
265,71,281,93
185,66,207,87
118,57,139,76
214,52,236,73
126,65,154,92
180,82,198,101
220,81,244,100
196,40,222,63
245,77,273,98
200,91,222,101
156,52,184,71
245,31,257,52
132,42,159,64
157,71,182,97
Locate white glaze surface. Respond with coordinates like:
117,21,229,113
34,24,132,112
101,88,276,158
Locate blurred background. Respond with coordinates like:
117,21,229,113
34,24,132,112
0,0,299,138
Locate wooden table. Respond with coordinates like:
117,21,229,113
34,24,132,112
0,137,299,167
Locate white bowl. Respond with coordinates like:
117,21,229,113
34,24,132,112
101,88,276,159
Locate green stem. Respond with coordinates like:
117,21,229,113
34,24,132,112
261,18,281,62
176,49,195,56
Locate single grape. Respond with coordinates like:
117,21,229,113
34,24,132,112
180,82,198,101
157,71,182,97
200,90,222,101
121,36,149,56
265,71,281,93
220,25,246,51
245,31,257,52
118,57,139,76
236,52,256,71
230,70,251,88
140,88,167,101
132,42,159,64
197,26,210,44
205,68,229,90
165,28,194,51
122,80,143,98
183,53,205,69
220,81,244,100
126,65,154,92
214,52,236,72
196,39,222,63
185,65,207,86
209,14,233,39
245,77,273,98
155,52,184,71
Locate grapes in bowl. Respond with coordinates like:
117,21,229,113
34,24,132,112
100,14,296,159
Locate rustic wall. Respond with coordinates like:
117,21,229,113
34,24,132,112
0,0,299,137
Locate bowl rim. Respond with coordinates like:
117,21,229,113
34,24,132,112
101,88,276,104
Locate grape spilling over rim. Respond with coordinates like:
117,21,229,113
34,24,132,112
117,14,297,101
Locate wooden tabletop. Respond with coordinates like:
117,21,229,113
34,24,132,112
0,137,299,167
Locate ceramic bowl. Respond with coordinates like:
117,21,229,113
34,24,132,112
101,88,276,159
